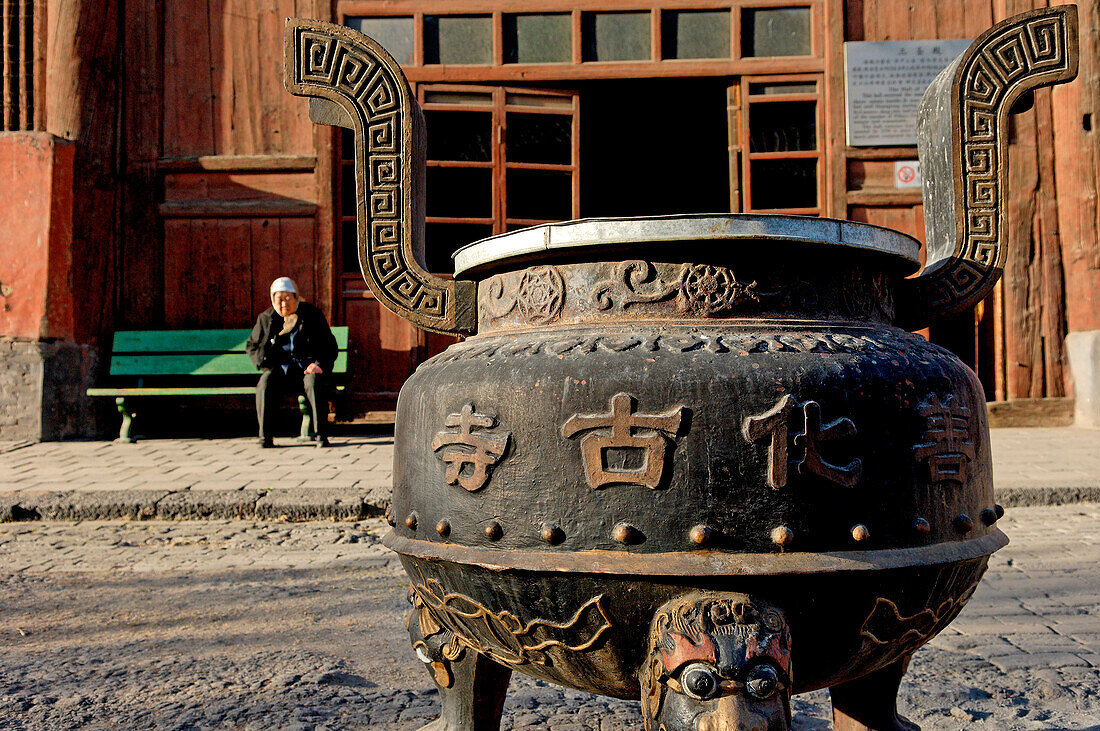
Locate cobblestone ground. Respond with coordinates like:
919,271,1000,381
1,505,1098,730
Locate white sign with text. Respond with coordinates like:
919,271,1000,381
844,39,971,147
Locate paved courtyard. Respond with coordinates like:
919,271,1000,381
0,504,1098,729
2,427,1099,522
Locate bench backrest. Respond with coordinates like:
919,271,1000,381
108,328,349,377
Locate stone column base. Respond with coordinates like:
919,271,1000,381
0,338,99,441
1066,330,1100,428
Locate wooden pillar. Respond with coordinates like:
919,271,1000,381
119,0,164,328
45,0,122,345
1000,0,1068,399
1053,0,1100,339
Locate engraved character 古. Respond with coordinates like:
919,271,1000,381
562,393,686,490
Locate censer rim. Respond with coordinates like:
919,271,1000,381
452,213,922,276
385,529,1007,577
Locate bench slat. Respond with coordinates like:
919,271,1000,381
87,385,347,397
112,327,350,353
109,352,348,377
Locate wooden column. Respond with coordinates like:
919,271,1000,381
1000,0,1068,398
119,0,164,328
1053,0,1100,338
45,0,122,345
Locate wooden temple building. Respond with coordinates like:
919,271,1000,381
1,0,1098,439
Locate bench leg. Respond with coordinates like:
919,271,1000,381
297,395,314,442
115,397,136,444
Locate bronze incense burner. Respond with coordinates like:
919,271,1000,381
284,8,1077,729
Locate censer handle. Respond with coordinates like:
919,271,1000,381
900,5,1078,329
283,19,476,336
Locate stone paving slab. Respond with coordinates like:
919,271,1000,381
0,428,1098,522
0,435,393,522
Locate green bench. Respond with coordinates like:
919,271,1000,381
87,328,349,443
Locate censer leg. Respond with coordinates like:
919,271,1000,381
408,597,511,730
419,648,511,731
830,655,919,731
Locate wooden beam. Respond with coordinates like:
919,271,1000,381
845,189,922,206
158,200,319,218
156,154,319,172
401,57,824,82
845,146,918,159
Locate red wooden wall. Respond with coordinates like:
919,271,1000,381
841,0,1096,401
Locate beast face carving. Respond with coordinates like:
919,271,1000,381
640,593,792,731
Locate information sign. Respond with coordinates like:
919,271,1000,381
845,39,971,147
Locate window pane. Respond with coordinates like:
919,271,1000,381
662,10,730,60
425,111,492,162
507,169,572,220
427,167,493,218
506,92,572,110
750,158,817,209
341,166,357,213
748,82,817,96
582,12,651,62
504,14,571,64
424,90,493,106
341,128,355,162
342,220,360,274
742,8,811,57
749,101,817,152
424,15,492,65
426,223,493,273
507,113,572,165
346,17,414,65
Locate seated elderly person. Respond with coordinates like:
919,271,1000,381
246,277,338,448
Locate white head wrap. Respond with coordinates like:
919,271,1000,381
270,277,298,297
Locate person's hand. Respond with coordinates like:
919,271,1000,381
304,362,323,375
278,313,299,336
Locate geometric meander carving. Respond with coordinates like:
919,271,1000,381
285,20,473,335
914,7,1077,321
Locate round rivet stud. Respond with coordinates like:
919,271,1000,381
540,523,565,545
385,508,396,527
405,511,418,530
612,523,645,545
436,519,451,537
771,526,794,549
980,508,999,526
994,504,1005,519
954,514,974,534
913,517,931,535
484,520,503,541
689,524,715,546
851,524,871,543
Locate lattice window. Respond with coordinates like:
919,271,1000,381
2,0,40,131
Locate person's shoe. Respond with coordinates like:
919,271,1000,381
258,437,275,448
316,436,331,449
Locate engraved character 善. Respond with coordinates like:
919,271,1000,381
562,393,686,490
913,394,975,485
431,403,511,491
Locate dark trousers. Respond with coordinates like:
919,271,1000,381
256,369,328,439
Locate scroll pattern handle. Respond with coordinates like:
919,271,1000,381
283,19,476,335
903,6,1078,329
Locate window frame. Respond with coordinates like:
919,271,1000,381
739,72,825,214
339,1,824,81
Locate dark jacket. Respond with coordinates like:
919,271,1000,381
246,301,338,374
